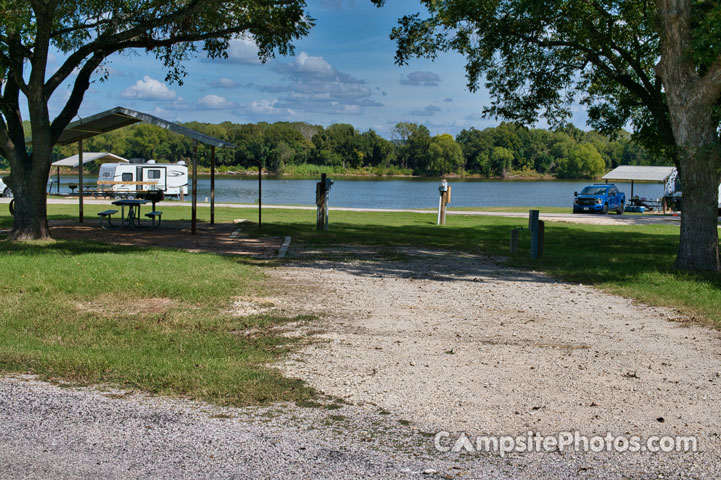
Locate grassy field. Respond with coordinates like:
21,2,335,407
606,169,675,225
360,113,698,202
1,203,720,406
0,230,314,405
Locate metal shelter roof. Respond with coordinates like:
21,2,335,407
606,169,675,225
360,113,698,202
46,106,235,148
52,152,128,168
602,165,676,182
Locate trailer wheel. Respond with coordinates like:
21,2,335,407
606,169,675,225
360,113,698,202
9,198,15,216
127,194,135,200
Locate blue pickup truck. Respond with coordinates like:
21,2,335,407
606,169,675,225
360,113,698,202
573,184,625,214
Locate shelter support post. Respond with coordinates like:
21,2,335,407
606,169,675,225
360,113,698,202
210,146,215,225
631,181,634,200
78,140,83,223
258,160,262,228
56,166,60,194
192,140,198,234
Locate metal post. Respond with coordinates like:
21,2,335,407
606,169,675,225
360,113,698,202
437,194,443,225
210,146,215,225
78,140,84,223
258,160,262,228
56,166,60,194
191,140,198,234
529,209,540,258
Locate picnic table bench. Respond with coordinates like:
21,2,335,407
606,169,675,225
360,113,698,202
97,209,119,229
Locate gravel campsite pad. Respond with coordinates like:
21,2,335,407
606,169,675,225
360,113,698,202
272,246,721,477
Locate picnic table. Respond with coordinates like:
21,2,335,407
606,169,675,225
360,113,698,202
106,198,164,229
112,199,148,228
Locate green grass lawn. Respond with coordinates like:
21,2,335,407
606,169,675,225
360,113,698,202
0,235,313,406
1,202,720,407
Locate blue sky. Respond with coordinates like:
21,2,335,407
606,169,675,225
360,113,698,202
44,0,589,138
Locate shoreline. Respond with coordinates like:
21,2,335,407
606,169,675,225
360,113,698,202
17,168,596,182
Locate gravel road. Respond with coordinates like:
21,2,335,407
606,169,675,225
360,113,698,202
271,247,721,478
0,376,456,480
2,246,719,478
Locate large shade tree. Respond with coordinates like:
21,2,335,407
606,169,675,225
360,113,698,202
0,0,312,240
376,0,721,271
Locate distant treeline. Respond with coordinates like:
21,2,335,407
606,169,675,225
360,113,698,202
40,120,664,178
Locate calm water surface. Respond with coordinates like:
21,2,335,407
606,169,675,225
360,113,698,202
52,175,665,209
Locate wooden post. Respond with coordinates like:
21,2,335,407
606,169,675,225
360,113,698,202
78,140,84,223
316,173,326,230
510,228,519,254
191,140,198,234
56,166,60,194
258,160,262,228
210,146,215,225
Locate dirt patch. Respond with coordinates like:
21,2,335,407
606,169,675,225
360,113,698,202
271,247,721,467
49,220,283,257
227,297,277,317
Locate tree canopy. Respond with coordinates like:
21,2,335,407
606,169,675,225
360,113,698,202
45,118,651,179
378,0,721,271
0,0,312,239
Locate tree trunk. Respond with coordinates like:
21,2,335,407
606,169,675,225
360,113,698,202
656,0,721,271
676,146,721,271
8,148,53,241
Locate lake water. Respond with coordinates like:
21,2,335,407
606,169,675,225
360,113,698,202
50,175,665,209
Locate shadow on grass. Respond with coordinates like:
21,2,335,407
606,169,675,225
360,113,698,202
246,218,721,292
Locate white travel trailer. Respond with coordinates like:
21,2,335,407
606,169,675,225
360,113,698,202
663,168,721,214
97,160,188,198
0,177,11,197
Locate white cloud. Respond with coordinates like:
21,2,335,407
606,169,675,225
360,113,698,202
291,52,334,77
248,99,296,117
121,76,177,101
400,71,442,87
198,94,235,110
226,38,261,64
249,51,383,115
212,77,240,88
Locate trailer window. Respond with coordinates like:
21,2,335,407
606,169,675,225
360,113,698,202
147,169,161,179
121,173,133,182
